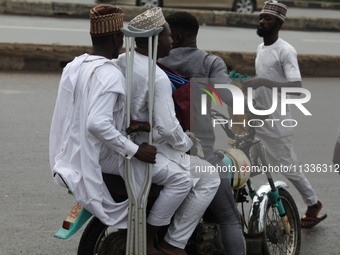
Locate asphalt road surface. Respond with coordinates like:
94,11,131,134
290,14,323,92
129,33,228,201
1,13,340,55
1,2,339,255
0,71,339,254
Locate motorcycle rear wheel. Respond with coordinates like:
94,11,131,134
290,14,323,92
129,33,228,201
78,217,126,255
77,218,220,255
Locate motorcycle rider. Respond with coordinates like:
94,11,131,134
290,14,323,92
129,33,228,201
158,11,246,255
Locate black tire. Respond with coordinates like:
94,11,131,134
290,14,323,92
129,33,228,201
78,217,127,255
263,188,301,255
232,0,256,13
136,0,163,8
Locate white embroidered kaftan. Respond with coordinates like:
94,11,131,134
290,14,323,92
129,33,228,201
49,54,138,227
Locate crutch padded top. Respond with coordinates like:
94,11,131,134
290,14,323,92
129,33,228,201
122,26,163,38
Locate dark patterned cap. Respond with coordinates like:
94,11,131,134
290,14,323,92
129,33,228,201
260,0,287,22
90,5,124,37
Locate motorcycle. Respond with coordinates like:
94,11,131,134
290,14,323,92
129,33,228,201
54,110,301,255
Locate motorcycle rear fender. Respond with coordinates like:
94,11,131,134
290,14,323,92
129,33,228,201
247,180,289,235
54,202,92,239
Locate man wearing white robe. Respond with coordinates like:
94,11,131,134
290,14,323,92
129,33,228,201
243,0,326,228
49,5,158,228
117,8,220,255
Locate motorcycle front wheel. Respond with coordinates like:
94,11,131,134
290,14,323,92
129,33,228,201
263,188,301,255
78,217,126,255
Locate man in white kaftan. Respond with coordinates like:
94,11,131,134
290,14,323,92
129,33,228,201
116,8,220,255
49,5,157,228
243,0,326,228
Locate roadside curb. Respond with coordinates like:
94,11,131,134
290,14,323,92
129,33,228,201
1,0,340,32
283,0,340,10
1,43,339,77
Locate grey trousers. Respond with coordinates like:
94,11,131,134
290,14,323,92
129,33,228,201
204,150,246,255
257,134,318,206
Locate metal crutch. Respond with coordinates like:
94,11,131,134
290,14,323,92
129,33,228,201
122,25,163,255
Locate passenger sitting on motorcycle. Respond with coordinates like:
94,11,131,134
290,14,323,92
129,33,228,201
49,4,158,233
158,11,246,255
116,7,221,255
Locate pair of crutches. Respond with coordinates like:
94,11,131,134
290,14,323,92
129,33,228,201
121,25,163,255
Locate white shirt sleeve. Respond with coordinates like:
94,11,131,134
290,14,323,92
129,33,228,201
87,91,138,159
153,75,192,152
282,48,302,82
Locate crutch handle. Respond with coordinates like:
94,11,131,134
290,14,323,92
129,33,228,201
121,26,163,38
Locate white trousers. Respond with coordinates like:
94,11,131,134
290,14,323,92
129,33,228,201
144,156,193,226
164,155,221,249
100,150,193,226
257,134,318,206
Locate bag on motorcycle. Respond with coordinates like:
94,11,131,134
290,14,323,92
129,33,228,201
219,148,251,190
157,63,191,131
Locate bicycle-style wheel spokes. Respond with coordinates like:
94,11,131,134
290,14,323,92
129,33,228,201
263,189,301,255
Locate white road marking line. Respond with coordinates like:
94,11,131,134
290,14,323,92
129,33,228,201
0,25,87,32
0,90,26,94
303,39,340,44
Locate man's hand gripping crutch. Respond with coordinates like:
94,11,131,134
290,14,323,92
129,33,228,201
122,25,163,255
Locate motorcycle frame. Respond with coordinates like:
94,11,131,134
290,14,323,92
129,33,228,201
53,88,299,255
248,180,289,234
212,110,292,236
246,140,292,235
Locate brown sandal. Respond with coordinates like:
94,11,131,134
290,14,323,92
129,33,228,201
300,201,327,228
301,214,327,228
